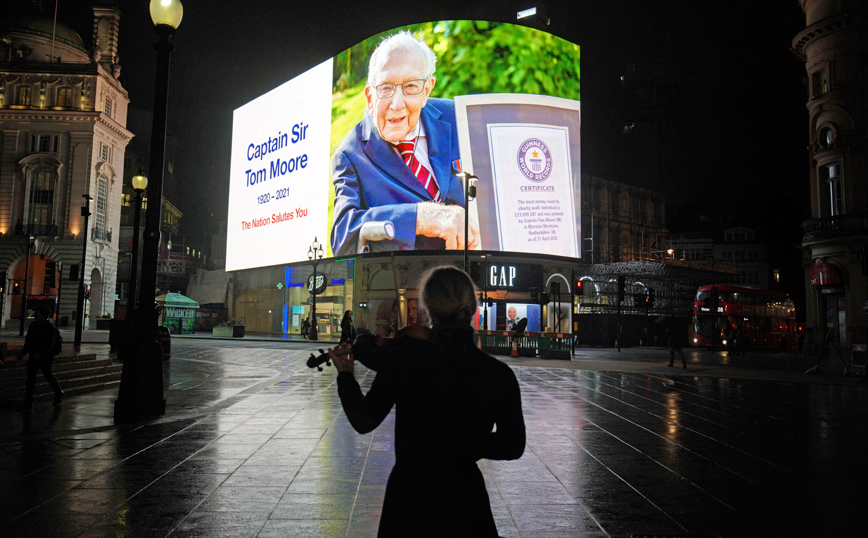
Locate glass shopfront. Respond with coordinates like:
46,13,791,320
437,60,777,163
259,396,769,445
233,259,354,336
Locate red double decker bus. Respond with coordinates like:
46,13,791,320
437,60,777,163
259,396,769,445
692,285,798,351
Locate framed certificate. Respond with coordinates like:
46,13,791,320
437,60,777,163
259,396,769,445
455,94,581,257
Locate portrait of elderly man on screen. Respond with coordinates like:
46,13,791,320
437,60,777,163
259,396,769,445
330,31,480,256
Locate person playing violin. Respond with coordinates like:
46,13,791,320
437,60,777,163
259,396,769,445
328,265,525,537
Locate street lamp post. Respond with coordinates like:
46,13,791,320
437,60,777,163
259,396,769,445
18,234,34,337
74,195,92,353
126,169,148,318
114,0,183,421
308,238,324,341
452,164,477,274
137,0,182,326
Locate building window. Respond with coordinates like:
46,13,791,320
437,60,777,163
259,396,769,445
820,162,842,216
104,97,113,118
812,70,828,98
17,86,32,106
29,134,59,154
27,165,55,227
100,143,111,162
95,175,108,236
57,87,72,108
773,269,780,283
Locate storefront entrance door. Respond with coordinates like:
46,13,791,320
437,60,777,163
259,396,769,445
822,293,847,351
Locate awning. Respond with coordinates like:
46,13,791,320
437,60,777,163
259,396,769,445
810,263,841,286
156,292,200,308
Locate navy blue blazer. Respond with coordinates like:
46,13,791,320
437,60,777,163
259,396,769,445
330,98,463,256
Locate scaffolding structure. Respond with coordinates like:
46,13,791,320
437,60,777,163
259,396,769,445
576,261,737,318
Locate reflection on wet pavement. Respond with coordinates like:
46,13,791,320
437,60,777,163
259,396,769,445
0,343,866,537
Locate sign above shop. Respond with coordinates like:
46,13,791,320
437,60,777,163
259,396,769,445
472,262,543,290
307,273,327,295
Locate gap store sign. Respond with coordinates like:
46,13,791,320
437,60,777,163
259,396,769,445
480,263,543,290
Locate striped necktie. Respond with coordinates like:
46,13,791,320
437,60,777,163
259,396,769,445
397,139,441,202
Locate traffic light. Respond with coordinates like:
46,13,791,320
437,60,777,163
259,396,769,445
647,288,655,308
84,288,90,300
617,275,626,303
12,281,21,294
575,278,584,296
540,291,551,305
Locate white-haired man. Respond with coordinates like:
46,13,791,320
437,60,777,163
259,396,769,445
330,31,480,256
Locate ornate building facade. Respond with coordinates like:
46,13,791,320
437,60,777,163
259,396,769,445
0,4,131,328
794,0,868,351
582,174,668,264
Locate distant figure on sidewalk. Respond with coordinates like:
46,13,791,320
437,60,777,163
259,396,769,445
722,322,735,355
666,320,687,369
732,324,744,356
301,317,311,339
328,266,525,536
16,305,64,411
340,310,355,345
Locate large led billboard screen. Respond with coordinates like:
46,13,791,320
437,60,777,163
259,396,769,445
226,20,581,271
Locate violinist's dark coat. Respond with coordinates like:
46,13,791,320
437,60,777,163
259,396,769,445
337,325,526,537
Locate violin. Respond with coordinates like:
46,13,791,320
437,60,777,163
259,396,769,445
306,324,432,372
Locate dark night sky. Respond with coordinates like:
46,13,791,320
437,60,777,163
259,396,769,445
23,0,809,244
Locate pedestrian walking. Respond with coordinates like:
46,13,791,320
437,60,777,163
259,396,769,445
666,319,687,369
723,322,735,355
340,310,355,345
16,305,64,411
733,324,744,356
328,266,526,536
301,317,310,339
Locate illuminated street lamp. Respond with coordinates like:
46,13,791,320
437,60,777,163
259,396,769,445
308,237,324,341
115,0,183,421
18,234,35,337
73,195,92,352
126,169,148,317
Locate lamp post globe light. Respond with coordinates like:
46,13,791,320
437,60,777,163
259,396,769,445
126,169,148,318
114,0,183,421
308,238,324,341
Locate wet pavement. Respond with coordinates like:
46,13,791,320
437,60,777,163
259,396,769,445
0,333,866,537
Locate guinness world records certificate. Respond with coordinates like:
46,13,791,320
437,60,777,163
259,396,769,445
488,124,576,256
455,94,581,258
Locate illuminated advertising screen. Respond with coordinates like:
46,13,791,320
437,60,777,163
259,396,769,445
226,20,581,271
